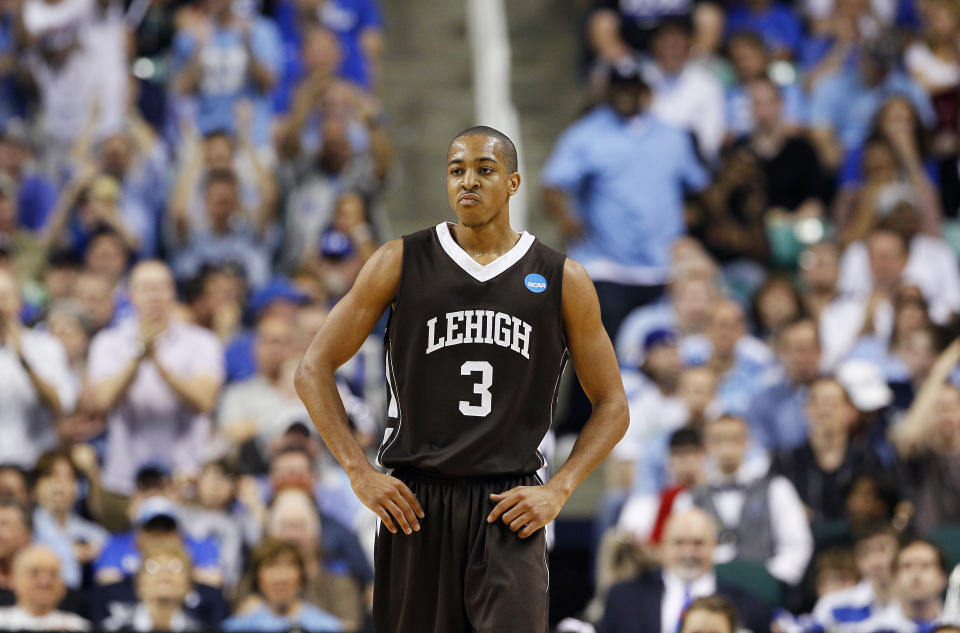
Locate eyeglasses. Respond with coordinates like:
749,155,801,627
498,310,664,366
143,558,185,574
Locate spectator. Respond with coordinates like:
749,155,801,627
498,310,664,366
182,263,247,344
46,301,92,385
692,414,813,585
265,446,372,581
223,538,342,632
0,267,76,468
642,20,726,161
859,540,948,633
800,242,842,325
172,0,282,148
167,114,278,245
542,62,709,343
0,121,56,232
615,245,720,367
812,549,861,599
890,338,960,533
0,497,32,605
218,315,304,468
834,102,941,244
281,116,381,272
31,449,108,590
632,365,723,496
21,0,126,166
725,32,807,138
43,171,145,258
614,328,686,490
678,595,741,633
747,317,822,452
94,488,222,588
586,0,724,60
618,427,706,544
753,275,804,342
223,276,309,384
837,208,960,329
179,459,260,588
274,0,385,93
0,544,88,631
169,168,272,289
809,32,935,170
773,377,877,523
905,0,960,96
685,298,773,416
598,507,774,633
259,487,361,628
725,0,802,58
102,542,203,632
72,270,116,335
812,524,900,633
87,260,224,497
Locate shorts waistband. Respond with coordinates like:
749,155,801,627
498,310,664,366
391,467,540,486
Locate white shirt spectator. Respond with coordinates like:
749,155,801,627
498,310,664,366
642,61,726,161
0,329,77,467
614,370,687,462
0,606,89,631
838,236,960,325
619,490,692,544
88,318,224,495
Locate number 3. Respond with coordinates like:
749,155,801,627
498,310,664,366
459,361,492,417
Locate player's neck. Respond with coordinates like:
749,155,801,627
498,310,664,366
449,215,520,265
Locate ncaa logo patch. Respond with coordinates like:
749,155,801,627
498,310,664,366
524,273,547,293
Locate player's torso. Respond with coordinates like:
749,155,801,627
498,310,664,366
378,223,568,478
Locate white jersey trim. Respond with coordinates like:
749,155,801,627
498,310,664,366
435,222,535,282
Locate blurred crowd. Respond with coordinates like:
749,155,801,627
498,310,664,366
547,0,960,630
0,0,391,631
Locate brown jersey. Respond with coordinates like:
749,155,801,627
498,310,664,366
376,222,568,478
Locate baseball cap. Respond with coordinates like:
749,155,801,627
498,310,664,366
319,228,354,260
134,496,180,527
249,277,309,315
643,328,678,354
836,359,893,412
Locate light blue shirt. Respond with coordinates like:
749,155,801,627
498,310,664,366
809,69,935,150
33,507,109,589
746,372,810,452
173,17,283,147
541,107,708,284
222,603,343,632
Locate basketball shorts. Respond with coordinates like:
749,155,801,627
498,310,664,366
372,468,549,633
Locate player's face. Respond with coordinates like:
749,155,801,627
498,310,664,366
446,136,520,228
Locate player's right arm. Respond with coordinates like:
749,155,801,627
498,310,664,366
294,239,424,535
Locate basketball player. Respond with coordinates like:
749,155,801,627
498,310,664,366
294,126,629,632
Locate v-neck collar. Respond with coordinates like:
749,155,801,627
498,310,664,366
435,222,535,282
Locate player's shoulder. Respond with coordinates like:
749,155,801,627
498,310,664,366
560,256,591,293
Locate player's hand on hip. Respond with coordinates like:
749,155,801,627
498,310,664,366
487,482,567,539
351,467,424,535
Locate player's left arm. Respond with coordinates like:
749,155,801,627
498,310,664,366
488,259,628,538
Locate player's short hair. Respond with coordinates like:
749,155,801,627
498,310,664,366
450,126,518,174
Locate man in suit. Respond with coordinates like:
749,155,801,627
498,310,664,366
598,507,773,633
